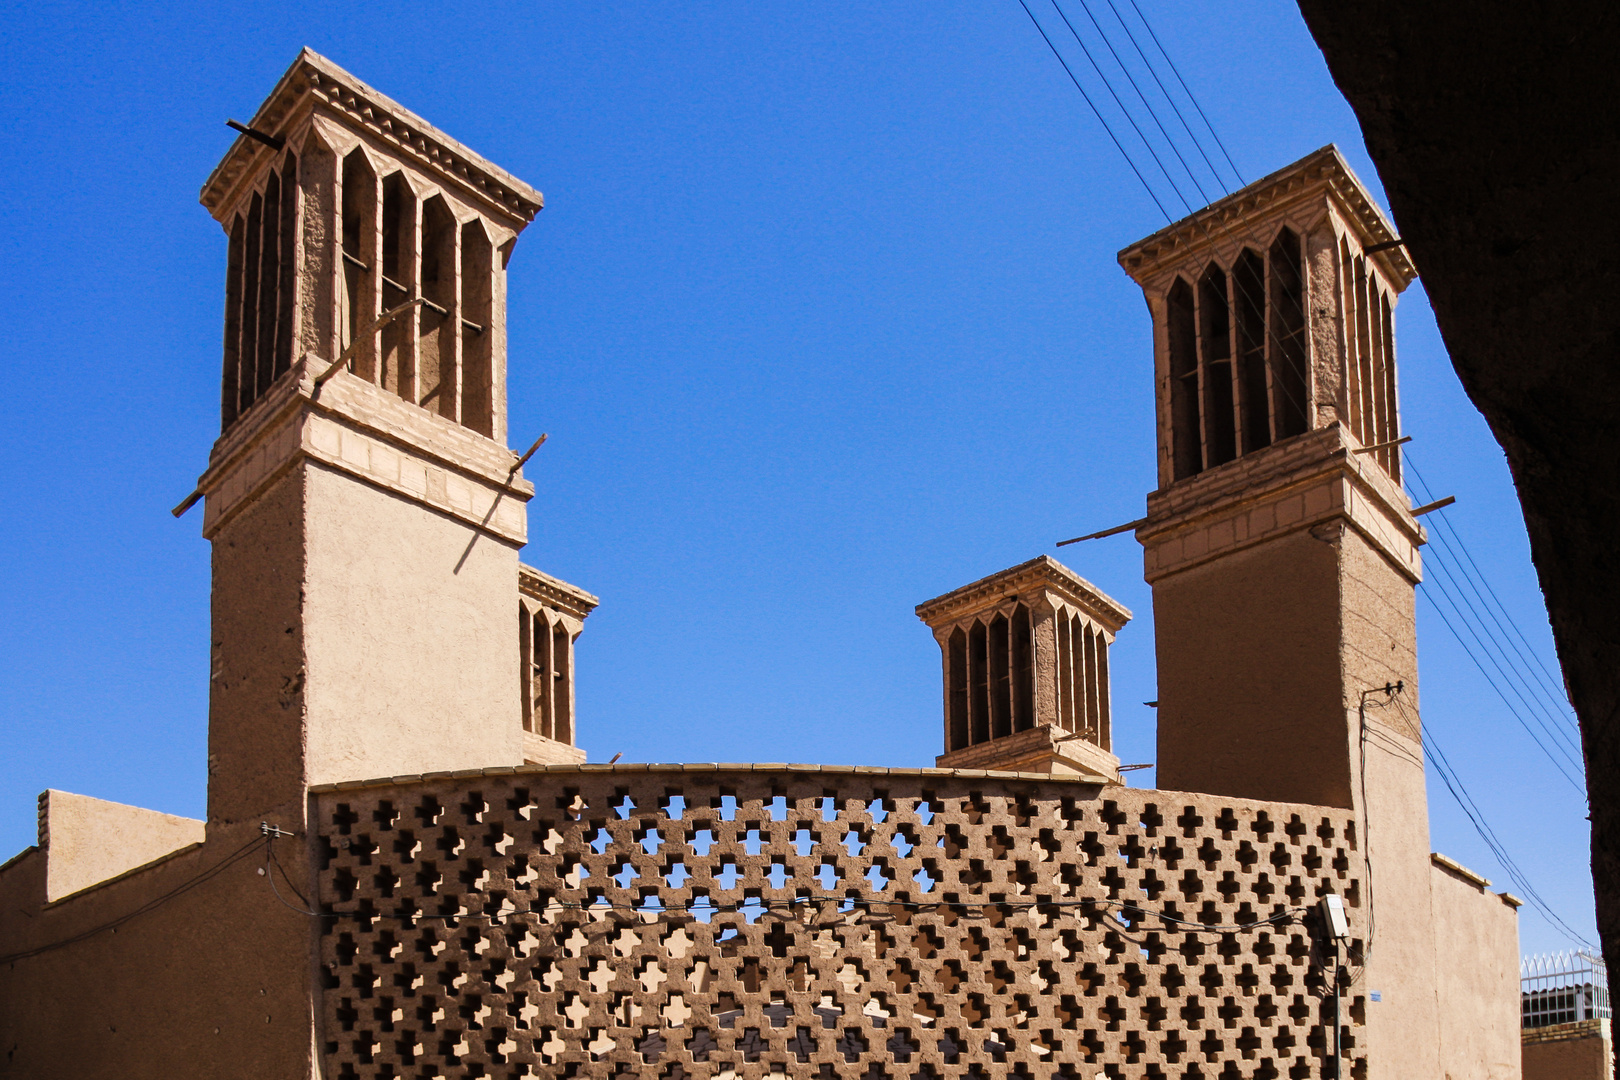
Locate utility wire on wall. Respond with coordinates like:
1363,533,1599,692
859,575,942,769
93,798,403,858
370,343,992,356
0,836,264,966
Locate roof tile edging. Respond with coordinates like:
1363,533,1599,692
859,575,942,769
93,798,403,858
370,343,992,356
307,762,1113,794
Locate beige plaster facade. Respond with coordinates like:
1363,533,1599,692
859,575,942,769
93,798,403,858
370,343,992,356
0,59,1523,1080
1432,855,1524,1077
34,790,206,903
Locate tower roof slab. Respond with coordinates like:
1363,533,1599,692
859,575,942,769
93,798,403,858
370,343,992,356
1117,145,1416,291
200,47,544,228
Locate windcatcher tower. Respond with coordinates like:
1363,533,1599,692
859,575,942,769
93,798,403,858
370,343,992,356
1118,146,1421,808
194,49,552,830
916,556,1130,780
1120,147,1444,1075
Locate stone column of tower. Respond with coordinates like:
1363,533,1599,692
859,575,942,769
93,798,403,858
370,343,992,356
193,49,546,832
1118,147,1442,1077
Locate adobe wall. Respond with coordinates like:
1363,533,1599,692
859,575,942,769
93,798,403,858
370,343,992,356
1522,1019,1612,1080
1333,518,1420,711
310,764,1367,1078
1352,715,1440,1080
300,459,524,787
0,820,316,1080
1431,861,1523,1078
208,466,311,827
35,790,206,902
1153,528,1353,809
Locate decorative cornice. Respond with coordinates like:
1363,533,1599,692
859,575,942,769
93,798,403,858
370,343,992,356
1117,145,1416,292
915,554,1132,632
519,564,600,622
1138,424,1425,585
193,354,534,544
200,48,543,227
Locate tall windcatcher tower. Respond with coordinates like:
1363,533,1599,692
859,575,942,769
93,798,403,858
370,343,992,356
1118,146,1422,810
192,50,550,828
1120,148,1446,1073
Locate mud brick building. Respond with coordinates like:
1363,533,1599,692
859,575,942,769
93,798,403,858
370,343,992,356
0,52,1523,1079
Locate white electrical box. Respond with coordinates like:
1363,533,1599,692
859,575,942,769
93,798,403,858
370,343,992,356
1322,894,1349,940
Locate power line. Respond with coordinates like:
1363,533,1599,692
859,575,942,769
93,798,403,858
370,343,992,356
1066,0,1214,205
1120,0,1244,187
1046,0,1319,435
1406,455,1580,728
1019,0,1391,468
1414,558,1586,792
1015,0,1323,442
1420,540,1585,770
1408,461,1577,730
1415,525,1584,760
1401,452,1587,787
1047,0,1199,215
1014,0,1172,221
1100,0,1230,198
1418,709,1595,951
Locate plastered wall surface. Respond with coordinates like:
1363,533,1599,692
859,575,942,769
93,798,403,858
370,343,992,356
209,440,525,827
312,766,1368,1078
1152,528,1352,809
37,790,205,903
1352,709,1442,1079
1331,526,1444,1078
1431,864,1523,1079
0,821,317,1080
302,460,523,788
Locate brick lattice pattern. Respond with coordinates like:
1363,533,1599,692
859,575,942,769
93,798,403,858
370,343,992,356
313,767,1365,1078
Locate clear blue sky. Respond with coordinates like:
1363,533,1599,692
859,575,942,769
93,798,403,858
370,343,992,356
0,1,1592,955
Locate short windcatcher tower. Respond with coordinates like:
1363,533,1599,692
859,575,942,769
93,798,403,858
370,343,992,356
916,555,1130,780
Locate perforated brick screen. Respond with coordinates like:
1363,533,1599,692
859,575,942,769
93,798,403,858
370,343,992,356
312,766,1364,1078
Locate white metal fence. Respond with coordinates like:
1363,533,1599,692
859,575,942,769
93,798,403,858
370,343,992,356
1522,950,1611,1028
